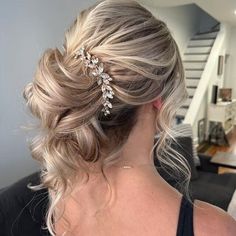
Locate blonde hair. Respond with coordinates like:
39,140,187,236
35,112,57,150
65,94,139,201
23,0,189,235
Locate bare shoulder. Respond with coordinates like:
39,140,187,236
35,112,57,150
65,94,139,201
194,199,236,236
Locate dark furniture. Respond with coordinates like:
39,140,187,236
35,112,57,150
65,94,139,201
154,136,236,211
210,151,236,169
0,172,50,236
191,153,236,210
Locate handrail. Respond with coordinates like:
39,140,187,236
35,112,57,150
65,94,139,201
184,24,228,125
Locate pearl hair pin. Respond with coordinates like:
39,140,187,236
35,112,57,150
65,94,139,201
74,46,114,116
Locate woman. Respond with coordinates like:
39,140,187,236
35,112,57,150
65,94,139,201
0,0,235,235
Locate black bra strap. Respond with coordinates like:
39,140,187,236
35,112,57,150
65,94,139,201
176,195,194,236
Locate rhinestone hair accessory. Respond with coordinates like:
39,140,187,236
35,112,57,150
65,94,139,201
74,46,114,116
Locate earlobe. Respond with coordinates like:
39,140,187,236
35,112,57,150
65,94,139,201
152,98,162,110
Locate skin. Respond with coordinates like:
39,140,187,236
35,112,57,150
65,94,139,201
55,101,236,236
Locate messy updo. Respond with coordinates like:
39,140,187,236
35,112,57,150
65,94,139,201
23,0,189,235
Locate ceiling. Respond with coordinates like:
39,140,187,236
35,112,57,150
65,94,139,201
139,0,236,26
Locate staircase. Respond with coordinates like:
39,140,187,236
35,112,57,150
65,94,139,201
176,30,219,123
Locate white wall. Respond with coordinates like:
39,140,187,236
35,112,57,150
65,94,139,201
198,7,219,33
224,26,236,99
0,0,97,188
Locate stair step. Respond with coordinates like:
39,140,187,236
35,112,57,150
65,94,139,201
186,77,200,79
192,31,218,39
183,62,206,69
185,46,212,54
185,68,204,71
187,85,197,89
183,98,192,107
187,88,196,96
184,54,209,61
182,105,189,109
184,52,210,56
176,108,188,117
188,45,213,48
183,60,207,63
191,37,216,41
185,78,200,87
185,70,203,77
188,39,215,47
199,29,219,33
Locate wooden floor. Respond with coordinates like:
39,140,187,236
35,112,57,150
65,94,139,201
199,126,236,174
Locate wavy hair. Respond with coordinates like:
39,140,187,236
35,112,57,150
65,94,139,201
23,0,189,235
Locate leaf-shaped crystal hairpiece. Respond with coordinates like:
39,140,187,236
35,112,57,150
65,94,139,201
74,46,114,116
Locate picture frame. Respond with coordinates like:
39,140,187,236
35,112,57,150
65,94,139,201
217,55,224,75
219,88,232,102
198,118,206,144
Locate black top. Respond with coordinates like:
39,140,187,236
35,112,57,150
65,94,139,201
177,195,194,236
0,172,194,236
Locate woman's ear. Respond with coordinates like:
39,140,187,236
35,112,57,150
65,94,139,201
152,98,162,110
